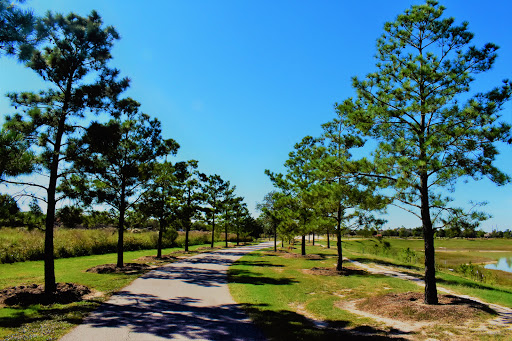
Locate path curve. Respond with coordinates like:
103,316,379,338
61,242,273,341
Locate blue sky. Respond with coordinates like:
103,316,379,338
1,0,511,231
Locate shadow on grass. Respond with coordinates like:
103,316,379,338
228,269,298,286
234,260,285,268
350,256,512,296
0,301,100,329
241,303,411,341
436,276,512,295
349,256,421,271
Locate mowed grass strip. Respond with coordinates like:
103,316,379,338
228,245,421,340
0,242,220,340
229,243,512,340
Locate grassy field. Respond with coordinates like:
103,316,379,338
0,242,227,340
229,239,512,340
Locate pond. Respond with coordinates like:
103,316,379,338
484,257,512,272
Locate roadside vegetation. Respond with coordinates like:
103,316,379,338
0,228,252,264
229,240,512,340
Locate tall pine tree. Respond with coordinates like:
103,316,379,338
3,11,127,294
343,0,511,304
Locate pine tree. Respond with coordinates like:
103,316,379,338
2,11,127,294
257,191,283,252
266,136,320,256
0,0,44,60
221,194,242,248
312,114,387,271
173,160,203,252
138,160,178,258
343,0,511,304
66,99,178,267
201,174,230,248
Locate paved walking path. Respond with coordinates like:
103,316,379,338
61,242,273,341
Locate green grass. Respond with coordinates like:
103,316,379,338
0,242,225,340
229,245,421,340
229,242,512,340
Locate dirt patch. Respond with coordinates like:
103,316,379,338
263,250,289,256
0,283,91,306
281,253,323,260
136,255,178,262
86,263,151,274
302,266,369,276
355,292,496,324
196,246,221,251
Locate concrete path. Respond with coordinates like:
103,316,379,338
61,242,273,341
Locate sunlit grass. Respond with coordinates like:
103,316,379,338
0,242,222,340
229,242,512,340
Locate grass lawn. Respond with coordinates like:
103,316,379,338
0,242,225,340
229,242,512,340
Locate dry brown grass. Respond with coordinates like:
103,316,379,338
85,263,151,274
281,252,323,260
0,283,91,306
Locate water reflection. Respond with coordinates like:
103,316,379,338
484,257,512,272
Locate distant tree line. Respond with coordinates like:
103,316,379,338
377,226,512,239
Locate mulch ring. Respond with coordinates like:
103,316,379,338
196,246,221,251
85,263,151,274
281,253,323,260
356,291,497,323
136,255,179,263
0,283,91,306
302,266,368,276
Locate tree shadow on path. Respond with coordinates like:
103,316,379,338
85,293,267,340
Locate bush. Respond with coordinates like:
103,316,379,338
455,262,495,283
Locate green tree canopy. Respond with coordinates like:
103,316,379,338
66,99,179,267
266,136,321,255
2,10,127,294
342,0,512,304
201,174,231,248
0,0,45,60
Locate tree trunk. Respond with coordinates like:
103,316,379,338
301,235,306,256
157,218,164,258
185,221,190,252
44,114,68,295
336,226,342,271
211,215,215,248
236,229,240,246
327,230,330,248
336,205,343,271
185,192,191,252
44,192,56,294
117,187,126,268
274,225,277,252
225,213,228,248
312,232,315,246
421,172,438,304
